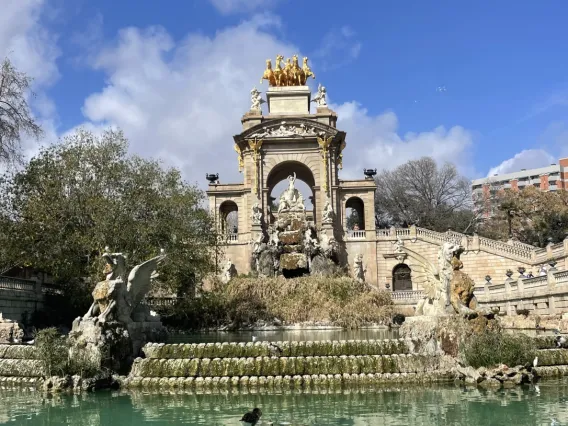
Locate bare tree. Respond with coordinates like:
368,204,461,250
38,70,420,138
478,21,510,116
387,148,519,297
375,157,475,232
0,57,43,164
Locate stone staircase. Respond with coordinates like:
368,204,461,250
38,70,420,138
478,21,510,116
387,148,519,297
3,338,568,390
123,339,452,390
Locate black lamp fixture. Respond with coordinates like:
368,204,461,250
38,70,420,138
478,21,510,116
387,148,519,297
363,168,377,179
206,173,219,184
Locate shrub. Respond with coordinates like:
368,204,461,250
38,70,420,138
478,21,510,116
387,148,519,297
516,309,530,317
35,328,69,376
35,327,103,378
162,276,394,329
462,329,537,368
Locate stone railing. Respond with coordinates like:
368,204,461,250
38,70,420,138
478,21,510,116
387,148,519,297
391,290,423,304
346,230,366,240
0,276,35,293
223,233,238,243
143,297,181,307
476,269,568,315
376,225,568,265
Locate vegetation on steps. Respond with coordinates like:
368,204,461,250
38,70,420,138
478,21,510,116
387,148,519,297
35,328,102,378
461,328,537,369
161,276,394,330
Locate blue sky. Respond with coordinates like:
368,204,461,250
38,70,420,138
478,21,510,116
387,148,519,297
3,0,568,185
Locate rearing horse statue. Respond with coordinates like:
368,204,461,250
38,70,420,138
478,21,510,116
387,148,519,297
260,59,276,86
301,57,315,85
274,55,286,86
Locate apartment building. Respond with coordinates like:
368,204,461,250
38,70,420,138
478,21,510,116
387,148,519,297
471,157,568,217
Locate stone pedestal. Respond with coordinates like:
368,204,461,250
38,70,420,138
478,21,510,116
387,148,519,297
70,319,166,374
266,86,311,115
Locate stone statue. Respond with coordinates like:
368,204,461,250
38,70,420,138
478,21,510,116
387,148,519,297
251,202,263,225
70,249,167,373
353,254,366,283
277,172,305,213
250,87,265,111
312,83,327,107
400,242,480,316
82,250,166,325
319,232,337,258
222,259,237,284
322,199,334,223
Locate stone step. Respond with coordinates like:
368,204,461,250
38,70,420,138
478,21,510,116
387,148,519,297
0,359,44,377
130,354,439,378
0,344,38,360
123,371,453,390
143,339,410,359
536,349,568,366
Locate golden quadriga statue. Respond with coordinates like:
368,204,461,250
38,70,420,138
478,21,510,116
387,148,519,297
260,54,315,87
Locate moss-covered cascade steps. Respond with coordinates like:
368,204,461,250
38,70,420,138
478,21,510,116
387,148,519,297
123,371,452,390
143,339,410,359
0,345,38,360
130,354,439,378
536,349,568,366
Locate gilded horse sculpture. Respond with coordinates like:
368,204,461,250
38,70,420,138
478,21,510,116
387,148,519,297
261,54,316,87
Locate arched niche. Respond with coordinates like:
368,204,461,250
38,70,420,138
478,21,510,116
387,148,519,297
345,196,365,230
392,263,412,291
219,200,238,234
266,161,316,220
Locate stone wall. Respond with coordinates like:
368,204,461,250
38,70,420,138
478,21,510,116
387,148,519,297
0,276,45,322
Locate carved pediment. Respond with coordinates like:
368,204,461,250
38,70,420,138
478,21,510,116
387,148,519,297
236,118,341,143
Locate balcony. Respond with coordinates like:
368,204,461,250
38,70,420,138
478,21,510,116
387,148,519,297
346,230,366,240
221,233,239,243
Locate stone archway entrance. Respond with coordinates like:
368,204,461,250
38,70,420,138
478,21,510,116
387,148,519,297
392,264,412,291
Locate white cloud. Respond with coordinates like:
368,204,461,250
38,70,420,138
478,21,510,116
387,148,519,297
0,0,60,166
335,101,475,179
0,0,59,87
76,15,476,188
79,15,298,185
487,149,556,177
209,0,279,15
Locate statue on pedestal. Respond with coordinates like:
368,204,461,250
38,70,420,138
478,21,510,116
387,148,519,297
401,242,481,316
250,87,265,112
353,254,366,283
71,249,167,373
312,83,327,107
322,199,334,223
251,202,263,225
277,173,305,213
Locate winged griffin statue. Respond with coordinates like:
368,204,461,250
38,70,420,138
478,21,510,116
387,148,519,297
81,249,166,325
398,242,478,316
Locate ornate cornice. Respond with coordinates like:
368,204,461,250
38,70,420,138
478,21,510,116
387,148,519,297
234,118,343,145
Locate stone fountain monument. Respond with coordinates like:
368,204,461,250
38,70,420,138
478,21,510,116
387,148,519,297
70,250,167,373
251,172,339,277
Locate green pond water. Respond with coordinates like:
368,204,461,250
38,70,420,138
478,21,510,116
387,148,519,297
2,379,568,425
167,328,398,343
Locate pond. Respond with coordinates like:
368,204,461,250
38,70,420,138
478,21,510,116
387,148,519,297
167,328,398,343
2,378,568,425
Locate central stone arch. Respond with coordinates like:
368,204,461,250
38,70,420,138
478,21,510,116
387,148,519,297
264,159,319,225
